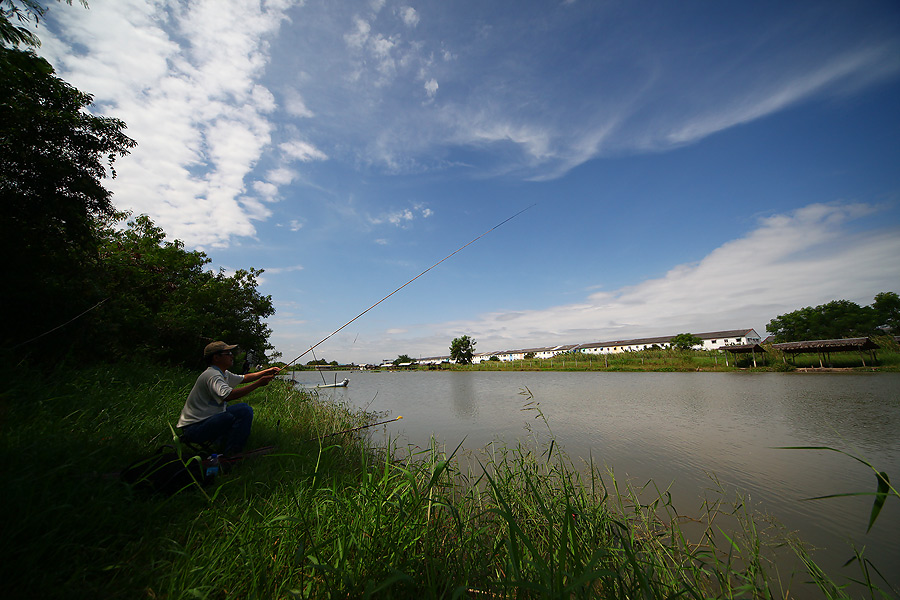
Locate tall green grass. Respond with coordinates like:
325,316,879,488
2,361,893,598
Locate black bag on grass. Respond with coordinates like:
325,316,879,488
120,445,212,495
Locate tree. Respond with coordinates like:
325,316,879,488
766,298,880,342
1,45,135,356
873,292,900,333
0,37,277,366
91,214,275,366
2,0,86,48
449,335,476,365
670,333,702,351
393,354,415,366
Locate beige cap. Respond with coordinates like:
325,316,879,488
204,341,238,357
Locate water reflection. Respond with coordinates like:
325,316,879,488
339,370,900,591
449,373,478,420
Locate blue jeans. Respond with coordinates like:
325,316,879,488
181,403,254,455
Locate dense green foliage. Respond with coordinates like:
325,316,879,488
1,44,275,366
670,333,703,351
450,334,476,365
94,214,275,365
873,291,900,332
4,362,895,598
393,354,415,365
766,292,898,343
1,45,134,355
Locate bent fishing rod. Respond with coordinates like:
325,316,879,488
281,203,536,370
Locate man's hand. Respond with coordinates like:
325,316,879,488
258,372,278,386
258,366,280,386
242,366,282,384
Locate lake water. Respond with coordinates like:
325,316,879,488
295,370,900,591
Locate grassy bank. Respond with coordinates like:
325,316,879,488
425,341,900,373
2,362,894,598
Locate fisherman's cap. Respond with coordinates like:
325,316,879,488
204,341,238,357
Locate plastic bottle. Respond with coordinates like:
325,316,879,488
205,453,220,477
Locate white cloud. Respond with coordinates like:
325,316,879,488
266,167,297,186
351,202,900,358
40,0,297,247
289,220,304,231
389,209,414,225
253,181,279,200
344,16,371,49
368,204,433,227
660,44,900,148
399,7,419,28
264,264,305,274
280,139,329,162
288,4,900,181
424,78,438,98
284,90,315,118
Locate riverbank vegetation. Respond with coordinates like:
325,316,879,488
4,361,896,599
422,336,900,373
2,43,275,369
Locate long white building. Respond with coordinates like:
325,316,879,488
411,329,761,365
576,329,761,355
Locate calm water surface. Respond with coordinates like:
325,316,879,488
299,371,900,589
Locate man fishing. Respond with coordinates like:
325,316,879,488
177,341,280,456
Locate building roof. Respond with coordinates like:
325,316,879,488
772,338,880,353
577,329,758,349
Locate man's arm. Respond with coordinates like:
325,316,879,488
241,366,281,383
225,367,280,401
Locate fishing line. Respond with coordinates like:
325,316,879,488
309,346,328,385
11,298,108,349
282,203,536,369
307,415,403,442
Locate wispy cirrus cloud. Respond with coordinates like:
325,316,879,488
279,2,900,180
40,0,900,255
657,43,900,148
263,264,305,274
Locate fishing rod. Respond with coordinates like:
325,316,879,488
308,415,403,441
282,203,536,369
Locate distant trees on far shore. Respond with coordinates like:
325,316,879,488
766,292,899,343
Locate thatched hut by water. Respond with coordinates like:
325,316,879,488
771,337,880,367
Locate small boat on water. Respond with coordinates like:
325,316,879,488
316,379,349,389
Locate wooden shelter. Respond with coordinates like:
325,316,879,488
771,337,881,368
721,343,766,368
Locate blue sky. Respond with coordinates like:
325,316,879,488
39,0,900,364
